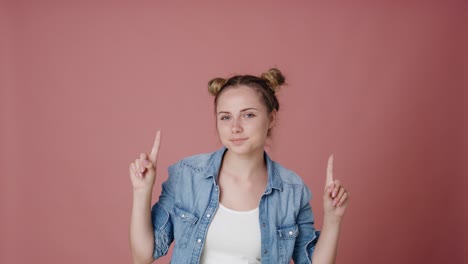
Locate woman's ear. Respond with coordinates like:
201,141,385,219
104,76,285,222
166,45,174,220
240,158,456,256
268,110,277,129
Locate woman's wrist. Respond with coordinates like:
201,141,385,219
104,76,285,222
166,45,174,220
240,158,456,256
132,188,153,208
133,186,153,196
323,213,344,227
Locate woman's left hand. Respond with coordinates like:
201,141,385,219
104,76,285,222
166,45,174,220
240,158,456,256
323,154,350,220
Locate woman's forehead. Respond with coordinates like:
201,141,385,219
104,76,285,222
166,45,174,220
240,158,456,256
216,86,265,111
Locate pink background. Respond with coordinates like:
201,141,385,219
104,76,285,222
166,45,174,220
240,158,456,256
1,1,466,263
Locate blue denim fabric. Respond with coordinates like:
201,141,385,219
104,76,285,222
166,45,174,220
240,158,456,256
151,147,321,264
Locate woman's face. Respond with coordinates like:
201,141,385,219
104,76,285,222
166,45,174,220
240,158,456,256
216,85,275,156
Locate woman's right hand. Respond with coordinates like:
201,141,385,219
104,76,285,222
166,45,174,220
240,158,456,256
129,130,161,192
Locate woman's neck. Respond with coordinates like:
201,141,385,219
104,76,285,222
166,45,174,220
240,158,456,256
220,148,267,181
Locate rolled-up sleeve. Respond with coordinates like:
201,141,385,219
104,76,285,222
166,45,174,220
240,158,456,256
150,162,180,259
292,185,321,264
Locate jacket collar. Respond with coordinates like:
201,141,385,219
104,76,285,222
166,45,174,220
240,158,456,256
203,146,283,193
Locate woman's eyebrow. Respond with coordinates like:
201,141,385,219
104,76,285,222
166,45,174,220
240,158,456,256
217,108,258,115
240,107,258,112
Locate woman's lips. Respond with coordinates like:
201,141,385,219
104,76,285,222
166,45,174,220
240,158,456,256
230,138,248,144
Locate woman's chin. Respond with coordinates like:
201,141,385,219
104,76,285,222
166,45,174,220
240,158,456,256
224,143,246,153
226,143,262,156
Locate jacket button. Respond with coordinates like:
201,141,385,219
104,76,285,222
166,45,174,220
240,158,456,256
197,239,202,243
263,249,268,255
289,231,293,235
206,214,211,218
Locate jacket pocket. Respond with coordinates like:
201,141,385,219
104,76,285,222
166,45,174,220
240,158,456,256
277,223,299,263
173,204,199,248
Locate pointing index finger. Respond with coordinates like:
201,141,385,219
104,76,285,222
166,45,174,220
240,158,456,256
326,154,334,186
149,130,161,164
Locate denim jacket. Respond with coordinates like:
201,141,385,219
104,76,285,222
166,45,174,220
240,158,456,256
151,147,321,264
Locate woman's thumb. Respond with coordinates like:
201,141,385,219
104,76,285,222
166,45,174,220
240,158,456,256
142,159,154,169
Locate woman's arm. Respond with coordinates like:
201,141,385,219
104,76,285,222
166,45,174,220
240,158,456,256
311,215,342,264
312,154,350,264
129,132,161,264
129,189,155,264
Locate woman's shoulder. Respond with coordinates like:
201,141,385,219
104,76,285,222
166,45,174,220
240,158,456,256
170,147,225,172
270,159,307,186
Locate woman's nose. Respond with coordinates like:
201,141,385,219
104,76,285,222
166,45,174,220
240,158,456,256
231,118,243,133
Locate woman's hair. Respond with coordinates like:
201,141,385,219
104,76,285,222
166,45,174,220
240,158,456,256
207,68,286,113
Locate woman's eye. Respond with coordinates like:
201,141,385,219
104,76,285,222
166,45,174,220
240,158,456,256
244,113,255,118
220,116,230,120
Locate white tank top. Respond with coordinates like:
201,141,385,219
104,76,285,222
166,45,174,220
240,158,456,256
200,203,261,264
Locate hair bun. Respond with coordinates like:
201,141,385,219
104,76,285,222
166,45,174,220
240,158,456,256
208,78,227,96
261,68,285,93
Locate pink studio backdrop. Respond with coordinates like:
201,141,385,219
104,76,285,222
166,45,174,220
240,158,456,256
1,1,466,264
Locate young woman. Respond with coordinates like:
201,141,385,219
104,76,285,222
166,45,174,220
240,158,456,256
129,68,350,264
